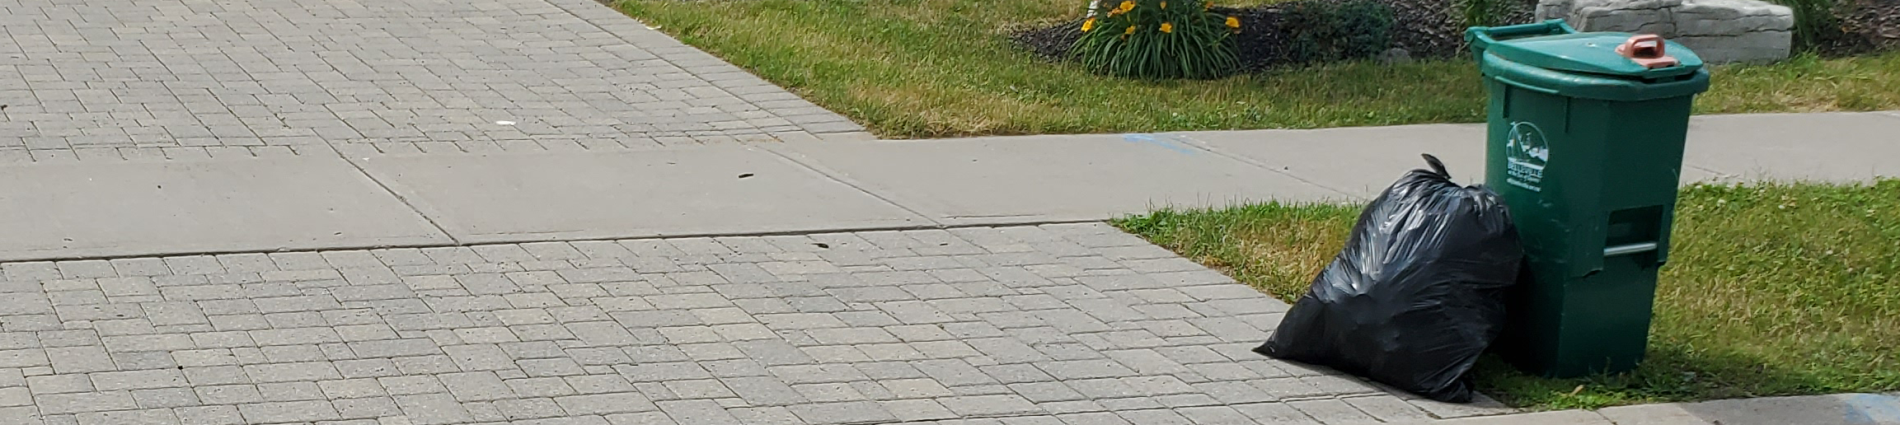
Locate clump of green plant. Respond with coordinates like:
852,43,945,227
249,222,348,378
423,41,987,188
1766,0,1849,51
1281,0,1395,63
1454,0,1514,28
1071,0,1242,79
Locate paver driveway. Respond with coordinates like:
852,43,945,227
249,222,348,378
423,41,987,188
0,0,863,163
1,0,1514,422
0,224,1503,424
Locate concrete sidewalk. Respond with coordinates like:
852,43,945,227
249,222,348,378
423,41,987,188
3,111,1894,262
1429,392,1900,424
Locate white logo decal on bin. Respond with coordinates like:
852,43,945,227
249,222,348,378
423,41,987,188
1504,121,1548,192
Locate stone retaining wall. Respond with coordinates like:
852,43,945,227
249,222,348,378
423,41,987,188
1537,0,1795,63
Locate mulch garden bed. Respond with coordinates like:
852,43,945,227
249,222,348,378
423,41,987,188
1012,0,1535,72
1834,0,1900,54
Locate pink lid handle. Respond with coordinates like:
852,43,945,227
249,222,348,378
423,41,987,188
1616,35,1679,69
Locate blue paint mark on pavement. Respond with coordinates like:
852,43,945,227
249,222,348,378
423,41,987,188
1843,393,1900,424
1121,133,1197,155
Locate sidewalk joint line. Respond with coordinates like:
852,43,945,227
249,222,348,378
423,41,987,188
1163,132,1368,201
338,156,462,246
756,144,949,228
0,219,1103,264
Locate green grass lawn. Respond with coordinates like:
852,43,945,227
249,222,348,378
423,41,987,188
1116,180,1900,410
617,0,1900,139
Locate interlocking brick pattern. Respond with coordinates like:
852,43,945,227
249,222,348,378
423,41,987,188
0,0,864,163
0,224,1491,424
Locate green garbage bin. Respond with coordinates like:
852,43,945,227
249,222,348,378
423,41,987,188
1464,20,1711,378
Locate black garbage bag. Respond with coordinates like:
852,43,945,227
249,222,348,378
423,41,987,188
1255,154,1522,403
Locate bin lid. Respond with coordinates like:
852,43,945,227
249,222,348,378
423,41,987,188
1486,32,1703,80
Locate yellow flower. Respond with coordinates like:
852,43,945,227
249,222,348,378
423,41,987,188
1125,25,1137,35
1160,1,1167,8
1082,18,1095,32
1160,22,1173,33
1118,0,1134,11
1226,16,1240,28
1204,0,1213,9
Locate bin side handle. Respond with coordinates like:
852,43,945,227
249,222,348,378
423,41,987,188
1493,75,1562,95
1603,242,1658,257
